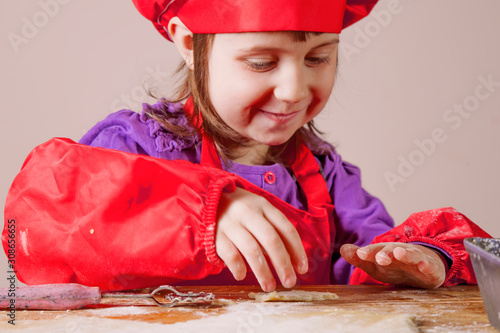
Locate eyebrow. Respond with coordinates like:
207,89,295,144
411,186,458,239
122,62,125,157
238,38,340,53
311,39,340,49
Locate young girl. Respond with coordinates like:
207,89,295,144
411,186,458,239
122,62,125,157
2,0,490,292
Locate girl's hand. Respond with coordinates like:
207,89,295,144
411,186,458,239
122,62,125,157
340,243,447,289
215,188,308,292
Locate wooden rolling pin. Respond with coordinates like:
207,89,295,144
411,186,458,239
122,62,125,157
0,283,214,310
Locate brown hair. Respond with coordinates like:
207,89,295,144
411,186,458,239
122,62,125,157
148,31,333,164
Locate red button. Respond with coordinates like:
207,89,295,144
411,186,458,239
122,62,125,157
264,171,276,185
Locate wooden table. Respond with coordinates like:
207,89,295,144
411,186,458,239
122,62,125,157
1,285,496,332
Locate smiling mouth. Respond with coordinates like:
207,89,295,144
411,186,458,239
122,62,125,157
259,110,300,123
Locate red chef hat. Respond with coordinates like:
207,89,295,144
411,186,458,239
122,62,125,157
132,0,378,41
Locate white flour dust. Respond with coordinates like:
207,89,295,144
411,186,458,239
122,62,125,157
0,302,418,333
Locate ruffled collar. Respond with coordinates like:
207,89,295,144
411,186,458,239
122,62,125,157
139,99,199,153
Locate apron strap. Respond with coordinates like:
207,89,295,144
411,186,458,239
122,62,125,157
184,97,223,168
201,135,223,169
290,137,332,210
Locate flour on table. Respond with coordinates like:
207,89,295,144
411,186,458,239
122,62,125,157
0,303,418,333
249,290,339,302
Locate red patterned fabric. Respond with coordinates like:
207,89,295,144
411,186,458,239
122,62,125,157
132,0,378,41
349,208,492,286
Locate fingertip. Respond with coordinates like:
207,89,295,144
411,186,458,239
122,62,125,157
283,274,297,289
393,246,406,260
234,262,247,281
375,251,392,266
340,244,357,253
339,244,359,263
417,260,432,274
298,256,308,275
262,278,276,292
227,263,245,281
357,247,370,260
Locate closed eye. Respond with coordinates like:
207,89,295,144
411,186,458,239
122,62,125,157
244,60,276,72
305,56,331,67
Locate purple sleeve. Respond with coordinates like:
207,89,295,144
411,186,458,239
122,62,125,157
321,152,394,284
79,110,159,156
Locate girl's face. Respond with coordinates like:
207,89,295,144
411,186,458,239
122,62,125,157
207,31,338,149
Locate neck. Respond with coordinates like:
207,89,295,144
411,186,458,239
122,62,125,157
229,144,271,166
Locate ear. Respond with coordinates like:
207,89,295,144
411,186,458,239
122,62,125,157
168,17,194,70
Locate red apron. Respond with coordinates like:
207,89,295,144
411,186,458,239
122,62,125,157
181,98,336,285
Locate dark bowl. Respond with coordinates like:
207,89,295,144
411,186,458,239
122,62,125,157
464,237,500,331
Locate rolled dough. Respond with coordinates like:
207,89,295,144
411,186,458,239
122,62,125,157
249,290,339,302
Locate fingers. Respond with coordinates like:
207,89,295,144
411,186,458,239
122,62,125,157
216,189,308,291
357,244,421,267
416,258,446,288
217,221,276,292
216,189,306,291
215,232,246,281
341,243,424,275
244,220,295,289
340,244,377,274
414,247,447,287
356,244,393,266
393,246,423,265
342,243,447,289
261,201,308,275
339,244,361,265
244,198,308,288
417,260,434,275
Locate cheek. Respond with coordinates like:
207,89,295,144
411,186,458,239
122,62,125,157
209,58,256,105
210,75,267,118
320,64,337,94
207,67,237,120
312,74,335,105
316,67,337,103
207,80,252,131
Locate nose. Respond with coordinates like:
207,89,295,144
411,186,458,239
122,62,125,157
273,65,308,104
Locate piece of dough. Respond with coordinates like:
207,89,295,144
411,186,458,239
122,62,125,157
248,290,339,302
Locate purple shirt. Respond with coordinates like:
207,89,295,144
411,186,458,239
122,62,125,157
79,100,394,284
